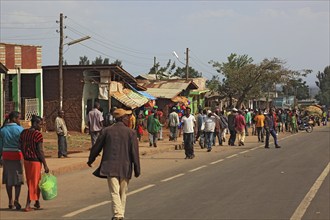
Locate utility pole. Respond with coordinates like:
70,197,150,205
58,13,64,110
185,48,189,80
154,56,157,80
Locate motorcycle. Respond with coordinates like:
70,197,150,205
298,121,313,133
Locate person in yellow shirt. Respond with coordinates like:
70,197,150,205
254,110,265,142
128,113,136,130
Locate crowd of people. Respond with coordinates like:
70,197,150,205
124,104,328,160
0,103,328,219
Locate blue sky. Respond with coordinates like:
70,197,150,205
1,1,329,86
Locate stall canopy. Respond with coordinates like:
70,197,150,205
99,81,149,109
171,96,189,106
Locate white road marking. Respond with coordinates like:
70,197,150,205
161,173,185,182
189,165,207,172
226,154,238,158
63,201,110,217
210,159,224,164
239,150,250,154
63,184,155,218
290,162,330,220
127,184,155,196
250,147,259,151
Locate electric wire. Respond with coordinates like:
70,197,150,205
67,17,170,57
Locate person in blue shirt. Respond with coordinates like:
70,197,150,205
0,111,24,210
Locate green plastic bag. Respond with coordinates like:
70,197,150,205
39,173,57,200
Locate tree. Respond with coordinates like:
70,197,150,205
210,53,290,108
282,78,310,100
92,56,104,65
111,59,123,68
315,66,330,106
79,56,90,65
103,58,109,65
148,59,176,79
206,75,221,92
173,66,202,79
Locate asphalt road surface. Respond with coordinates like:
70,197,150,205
1,126,329,220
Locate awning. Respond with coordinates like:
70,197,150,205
112,88,149,109
127,84,157,100
171,96,189,106
137,91,157,100
98,81,149,109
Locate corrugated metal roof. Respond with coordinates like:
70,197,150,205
146,88,183,99
137,79,198,90
112,88,149,109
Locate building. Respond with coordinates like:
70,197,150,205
42,64,148,132
137,77,209,114
0,62,8,125
0,43,43,122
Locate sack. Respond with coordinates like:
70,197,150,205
39,173,58,200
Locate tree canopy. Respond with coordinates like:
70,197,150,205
209,53,303,108
315,66,330,106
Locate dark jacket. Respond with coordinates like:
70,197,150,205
228,113,236,130
88,122,140,179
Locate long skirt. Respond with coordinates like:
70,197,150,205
24,161,42,201
2,160,24,186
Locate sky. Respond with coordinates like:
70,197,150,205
1,0,329,86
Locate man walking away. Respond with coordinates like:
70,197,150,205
87,108,140,220
204,110,216,152
55,110,68,158
168,107,179,141
147,110,162,147
244,109,251,136
264,109,281,149
88,102,104,147
219,110,228,146
228,108,238,146
254,110,265,142
235,110,246,146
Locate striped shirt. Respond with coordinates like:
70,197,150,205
19,129,43,162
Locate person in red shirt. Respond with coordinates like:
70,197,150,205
235,110,246,146
19,115,49,211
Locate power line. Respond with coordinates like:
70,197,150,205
74,40,153,69
1,27,57,30
1,37,57,41
67,17,170,57
1,13,57,18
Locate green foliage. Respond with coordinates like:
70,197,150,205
111,59,123,68
282,78,310,100
103,58,109,65
206,75,220,91
79,56,90,65
148,59,176,79
92,56,104,65
315,66,330,106
210,53,291,108
173,66,202,78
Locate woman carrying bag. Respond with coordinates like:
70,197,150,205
19,115,49,212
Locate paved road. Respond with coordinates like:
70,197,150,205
1,126,329,220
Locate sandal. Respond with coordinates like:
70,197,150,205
24,207,34,212
14,200,21,210
34,201,40,209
